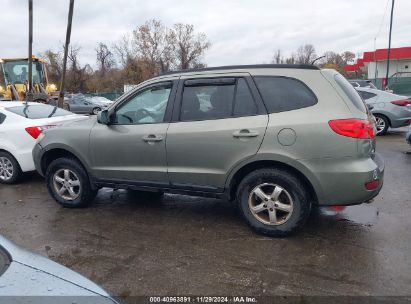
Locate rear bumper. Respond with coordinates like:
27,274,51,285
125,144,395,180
391,116,411,128
301,153,385,206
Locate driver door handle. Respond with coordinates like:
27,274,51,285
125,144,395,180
143,134,163,142
232,129,260,138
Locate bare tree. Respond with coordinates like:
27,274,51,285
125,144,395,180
341,51,355,65
64,46,92,92
96,42,115,75
323,51,344,66
296,44,317,64
133,19,173,76
170,23,211,70
40,49,63,84
272,49,283,64
113,34,134,67
285,53,296,64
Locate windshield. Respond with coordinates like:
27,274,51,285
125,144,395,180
1,60,45,86
0,246,10,277
6,105,73,119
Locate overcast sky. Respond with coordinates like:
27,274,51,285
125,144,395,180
1,0,410,68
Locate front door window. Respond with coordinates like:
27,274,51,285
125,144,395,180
114,83,172,125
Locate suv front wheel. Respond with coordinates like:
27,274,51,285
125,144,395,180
46,157,97,208
237,168,312,237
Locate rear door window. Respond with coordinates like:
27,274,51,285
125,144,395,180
6,105,72,119
334,74,367,113
253,76,317,113
180,78,258,121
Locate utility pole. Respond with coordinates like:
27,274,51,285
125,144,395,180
58,0,75,108
385,0,395,90
27,0,33,102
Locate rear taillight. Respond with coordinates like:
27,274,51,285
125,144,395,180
328,119,375,139
391,100,411,107
365,180,379,191
25,125,55,139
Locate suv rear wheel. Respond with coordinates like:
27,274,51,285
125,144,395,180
46,157,97,208
237,168,311,237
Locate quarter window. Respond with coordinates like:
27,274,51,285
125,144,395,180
358,91,377,100
180,78,257,121
254,76,317,113
334,74,367,113
113,82,172,125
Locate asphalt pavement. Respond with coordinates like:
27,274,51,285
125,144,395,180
0,128,410,298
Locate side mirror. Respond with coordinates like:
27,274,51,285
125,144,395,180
97,110,110,125
367,104,374,111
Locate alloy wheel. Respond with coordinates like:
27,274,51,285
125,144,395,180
92,108,101,115
248,183,294,226
53,169,81,201
375,117,386,134
0,157,14,181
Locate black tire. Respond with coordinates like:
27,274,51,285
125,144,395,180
45,157,97,208
374,114,389,136
237,168,312,237
92,107,101,115
0,152,22,184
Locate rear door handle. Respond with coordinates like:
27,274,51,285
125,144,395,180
232,130,260,138
142,134,163,142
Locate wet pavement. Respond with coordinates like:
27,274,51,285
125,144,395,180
0,129,410,297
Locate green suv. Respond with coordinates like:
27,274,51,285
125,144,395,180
33,65,384,236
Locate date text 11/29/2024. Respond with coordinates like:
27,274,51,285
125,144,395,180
149,296,257,303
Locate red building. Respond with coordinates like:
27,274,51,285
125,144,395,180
344,47,411,89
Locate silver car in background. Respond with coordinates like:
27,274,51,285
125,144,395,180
0,235,119,303
64,94,108,115
356,87,411,135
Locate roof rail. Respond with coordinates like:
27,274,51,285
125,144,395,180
160,64,319,76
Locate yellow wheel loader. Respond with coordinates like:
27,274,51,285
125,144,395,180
0,56,58,102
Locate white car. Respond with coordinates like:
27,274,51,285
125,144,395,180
356,87,411,135
0,235,119,302
0,102,86,184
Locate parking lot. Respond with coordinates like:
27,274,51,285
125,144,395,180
0,129,410,297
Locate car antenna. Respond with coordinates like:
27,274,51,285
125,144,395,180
311,55,325,66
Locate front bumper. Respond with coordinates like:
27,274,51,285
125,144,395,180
32,143,45,177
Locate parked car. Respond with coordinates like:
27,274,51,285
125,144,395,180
0,235,118,303
33,65,384,236
356,87,411,135
349,79,377,89
0,102,86,184
90,96,114,107
65,94,107,115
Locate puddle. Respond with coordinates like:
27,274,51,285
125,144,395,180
321,204,379,227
